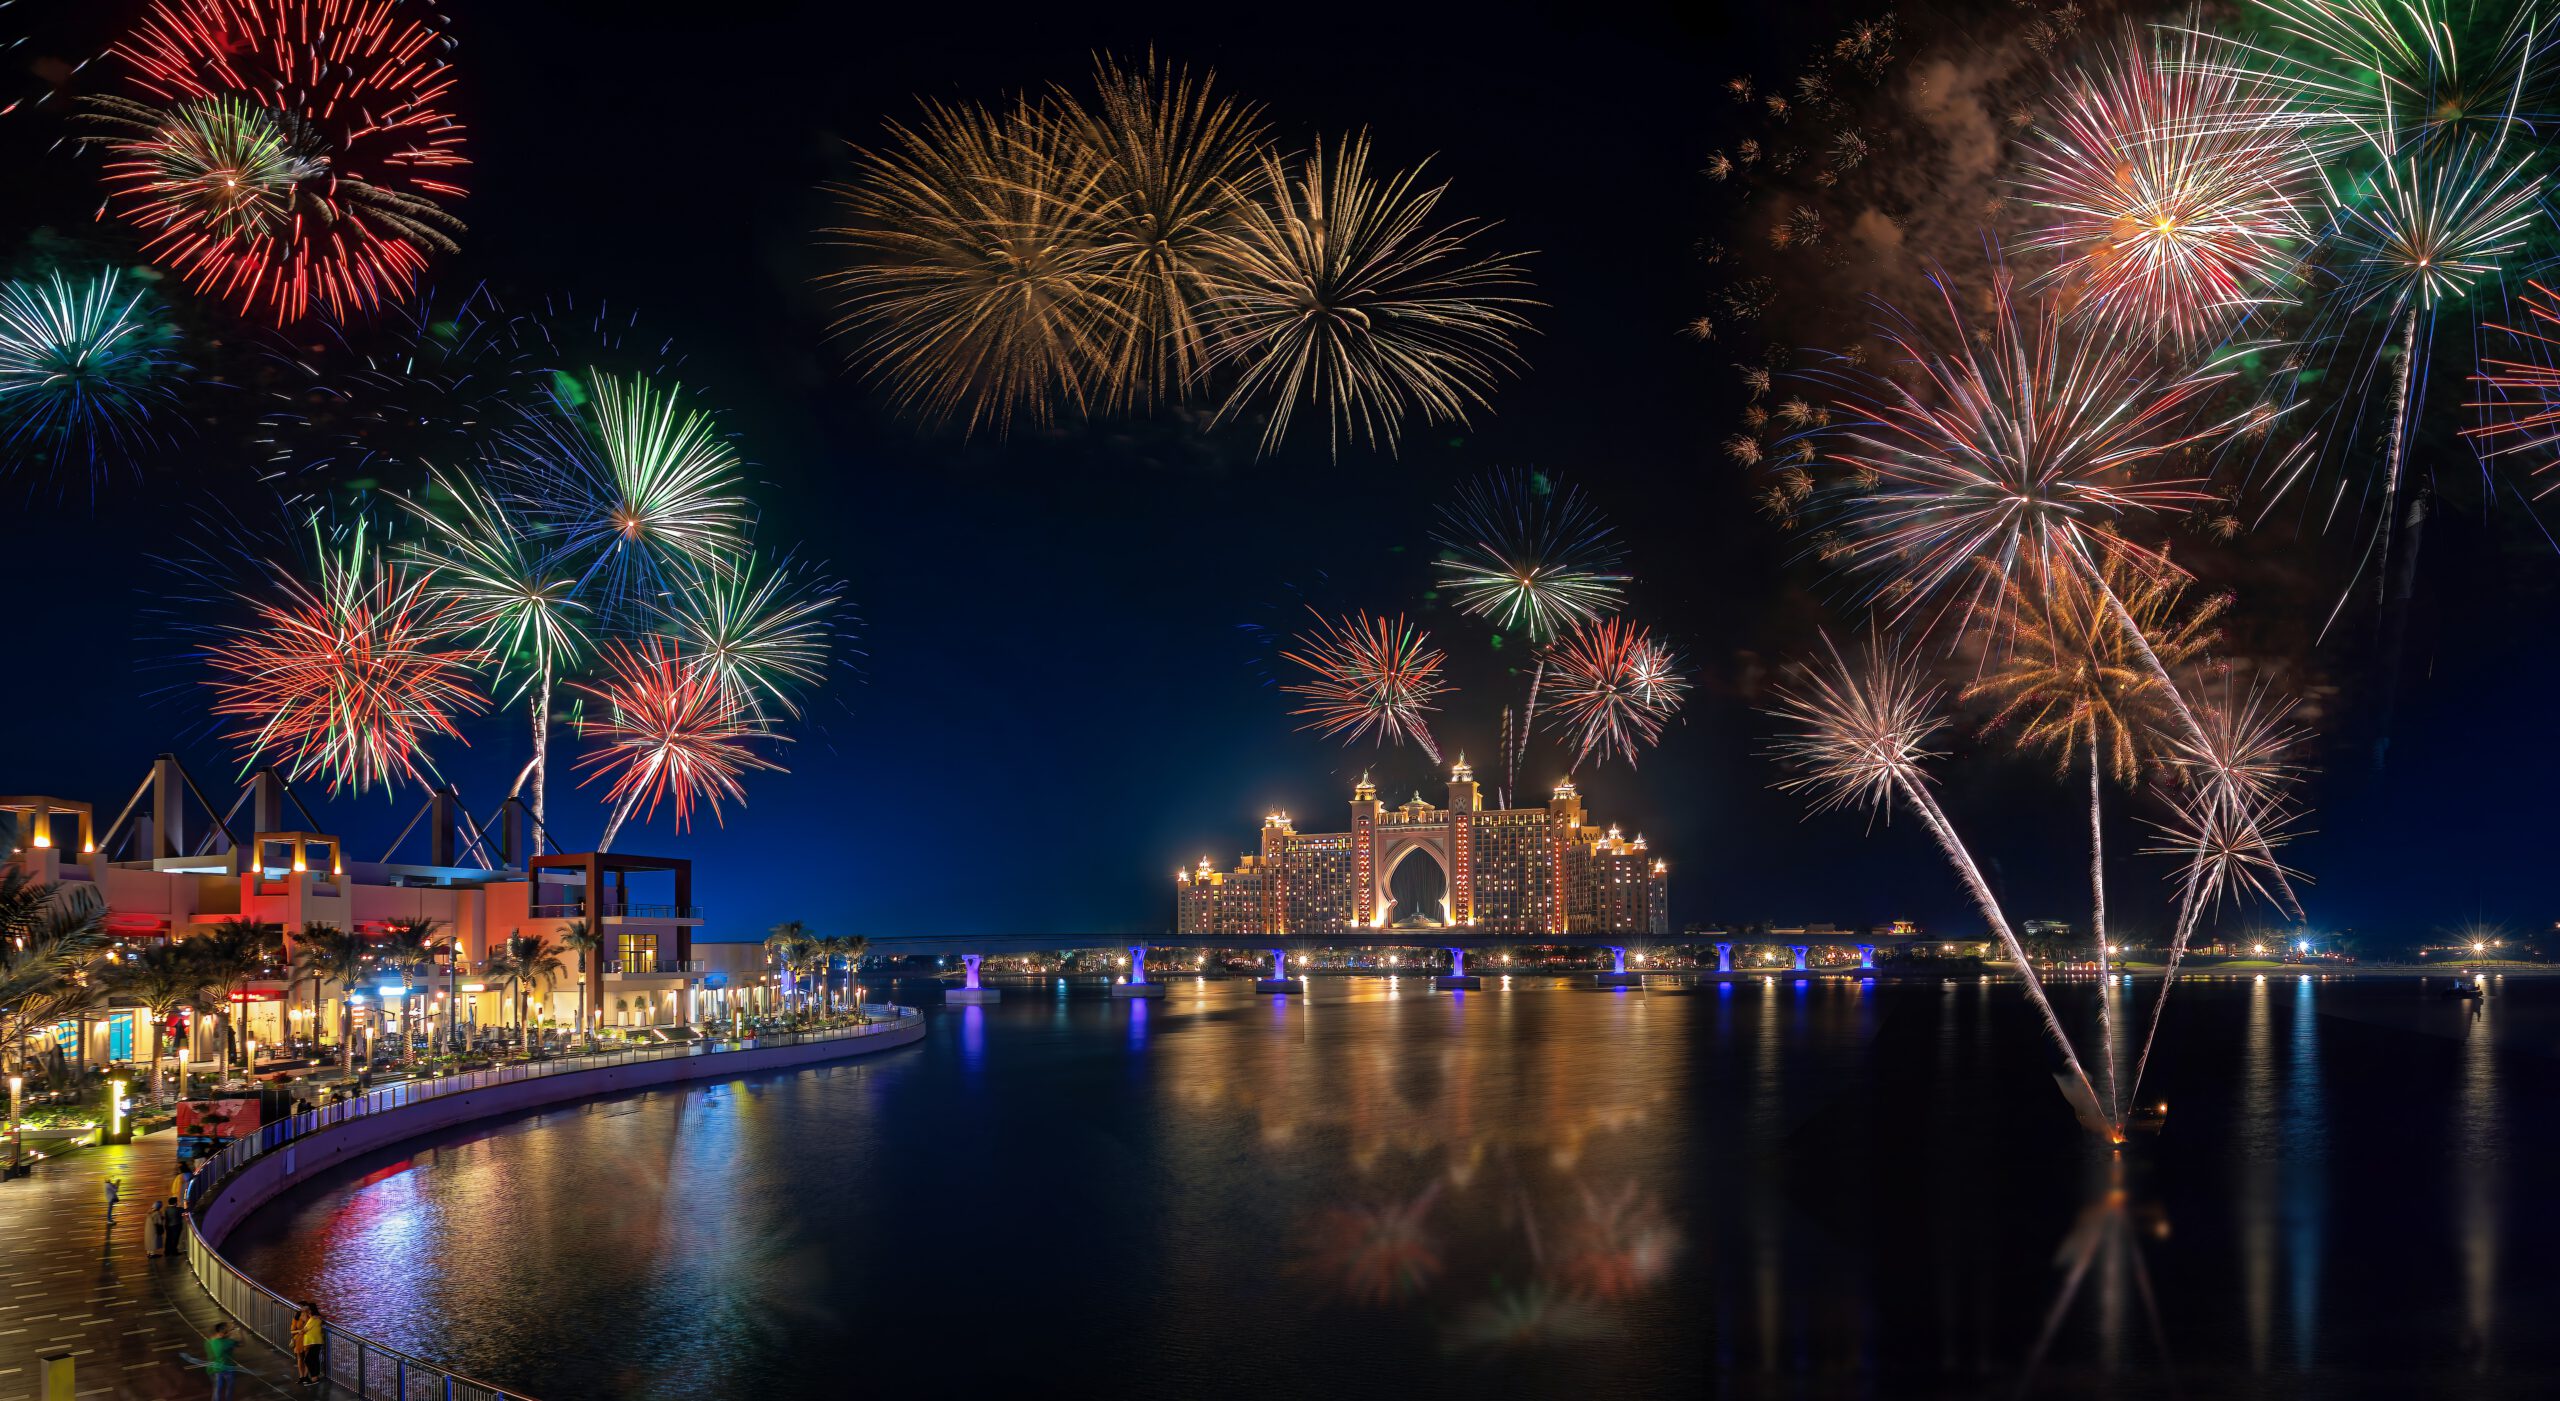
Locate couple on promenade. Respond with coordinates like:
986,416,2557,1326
192,1302,327,1395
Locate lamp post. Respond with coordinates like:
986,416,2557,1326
7,1075,20,1167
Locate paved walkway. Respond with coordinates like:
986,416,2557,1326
0,1132,311,1400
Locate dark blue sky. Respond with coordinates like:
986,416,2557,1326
5,0,2556,947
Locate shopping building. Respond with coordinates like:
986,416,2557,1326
1175,761,1669,937
3,758,782,1075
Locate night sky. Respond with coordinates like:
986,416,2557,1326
5,0,2557,946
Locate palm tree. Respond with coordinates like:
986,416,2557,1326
104,943,218,1102
288,922,345,1052
1967,556,2222,1121
195,918,284,1075
294,926,375,1075
376,918,447,1064
555,919,603,1050
1,871,107,1087
480,942,522,1050
765,922,816,1014
502,934,565,1049
821,934,870,1015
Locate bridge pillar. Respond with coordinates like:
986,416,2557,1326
949,952,1000,1004
1716,943,1733,973
1113,943,1164,998
1792,946,1810,972
1257,947,1304,994
1433,945,1479,991
1859,944,1875,970
1595,944,1641,987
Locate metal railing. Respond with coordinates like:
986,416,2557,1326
525,902,703,920
181,1009,923,1401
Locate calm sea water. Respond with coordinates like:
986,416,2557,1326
227,974,2560,1399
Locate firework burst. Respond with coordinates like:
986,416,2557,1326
574,638,785,851
1821,271,2264,636
1279,609,1451,762
823,93,1127,434
500,370,753,622
1767,632,2109,1133
1544,617,1687,771
2466,280,2560,483
1064,53,1267,409
2216,0,2559,155
652,551,843,722
2015,25,2313,346
83,0,468,323
0,267,186,488
1204,134,1534,457
203,520,487,795
1431,468,1629,642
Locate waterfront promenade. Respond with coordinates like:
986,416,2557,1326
0,1129,306,1399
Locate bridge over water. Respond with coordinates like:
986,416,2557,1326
859,930,1913,1000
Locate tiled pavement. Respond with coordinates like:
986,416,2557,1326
0,1132,315,1400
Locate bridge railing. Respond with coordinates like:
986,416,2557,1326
179,1011,923,1401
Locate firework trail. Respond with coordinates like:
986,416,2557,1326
1766,631,2111,1134
0,267,187,492
1431,467,1629,800
203,518,487,795
1965,557,2226,1120
82,0,467,323
1204,133,1535,458
497,369,753,624
1544,616,1688,772
2126,768,2309,1108
397,466,589,850
574,638,784,852
2014,23,2314,348
1279,608,1451,762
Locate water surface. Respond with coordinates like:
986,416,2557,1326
228,974,2560,1398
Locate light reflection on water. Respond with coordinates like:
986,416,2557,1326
225,975,2560,1400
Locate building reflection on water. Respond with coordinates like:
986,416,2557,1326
221,973,2558,1400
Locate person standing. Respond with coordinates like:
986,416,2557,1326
103,1176,120,1223
142,1197,165,1258
294,1302,326,1387
202,1322,239,1399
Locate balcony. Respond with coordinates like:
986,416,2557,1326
599,958,708,979
529,901,704,924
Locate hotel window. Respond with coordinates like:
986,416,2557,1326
617,935,658,973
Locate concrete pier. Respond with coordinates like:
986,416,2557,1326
949,953,1001,1003
1255,948,1303,993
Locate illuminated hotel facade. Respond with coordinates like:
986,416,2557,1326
1176,761,1669,938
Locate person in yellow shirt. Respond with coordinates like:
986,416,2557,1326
293,1302,327,1387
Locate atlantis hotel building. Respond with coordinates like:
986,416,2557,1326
1176,761,1669,937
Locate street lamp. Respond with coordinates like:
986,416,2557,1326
7,1075,19,1167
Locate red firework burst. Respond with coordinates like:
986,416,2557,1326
1544,616,1686,770
204,541,487,794
86,0,467,323
1278,609,1450,762
574,639,786,842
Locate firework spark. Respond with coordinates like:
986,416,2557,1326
574,638,785,851
1431,468,1630,642
0,267,186,488
1767,632,2110,1134
84,0,467,323
1204,133,1534,457
2015,25,2313,346
203,521,487,795
1544,617,1687,770
1823,271,2262,636
1279,609,1451,762
823,93,1126,435
500,370,752,622
2467,280,2560,485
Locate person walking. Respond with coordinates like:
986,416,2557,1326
201,1321,239,1399
293,1301,326,1387
103,1176,120,1223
